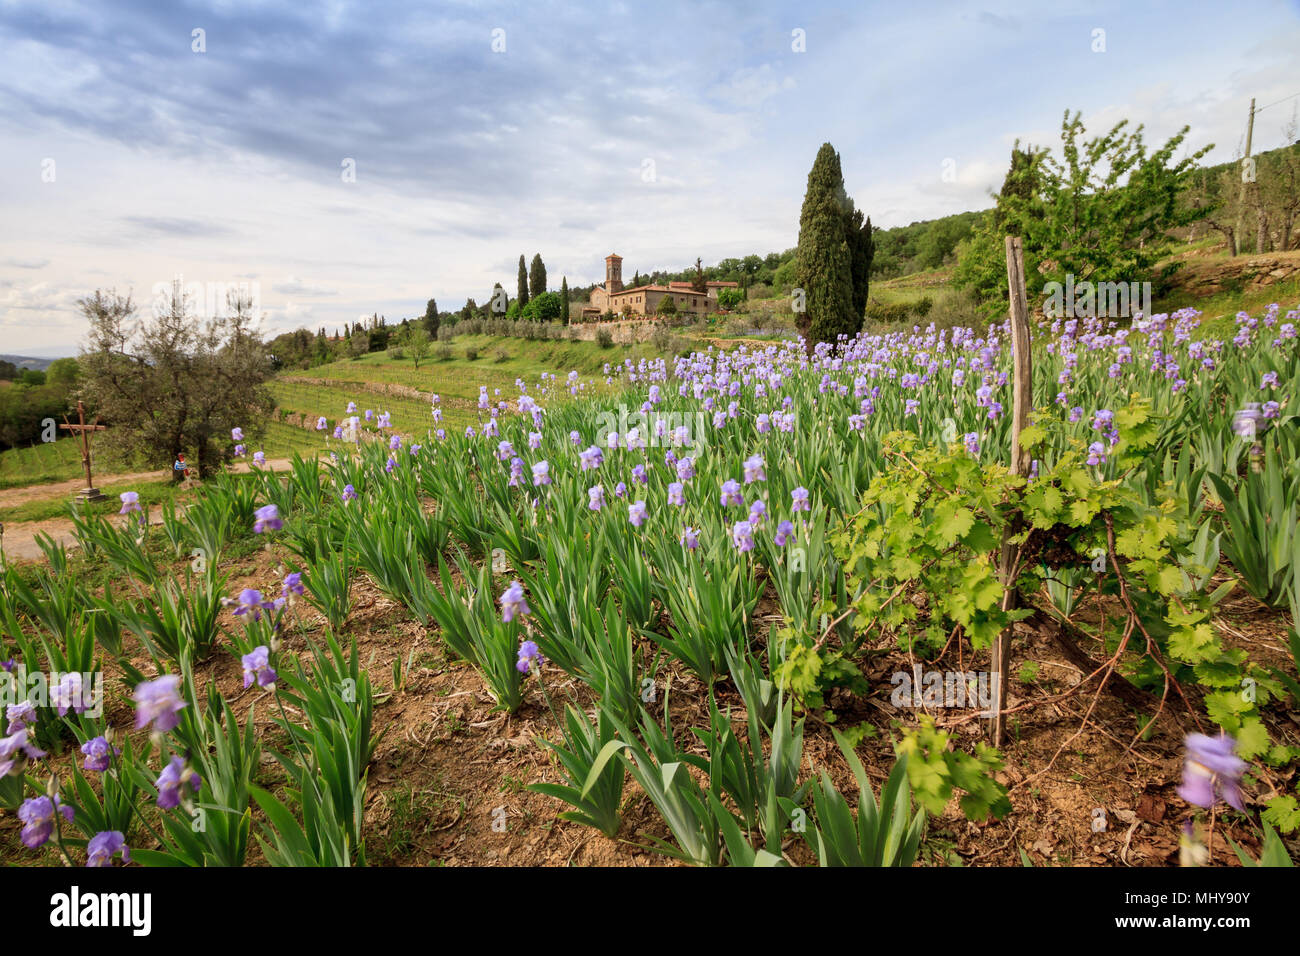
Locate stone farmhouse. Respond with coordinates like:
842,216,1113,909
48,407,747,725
583,253,738,320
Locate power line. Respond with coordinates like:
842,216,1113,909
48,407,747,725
1255,91,1300,113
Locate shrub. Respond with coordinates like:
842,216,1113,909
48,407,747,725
595,328,614,349
494,348,509,363
436,344,453,361
656,296,678,316
388,346,405,361
465,347,479,361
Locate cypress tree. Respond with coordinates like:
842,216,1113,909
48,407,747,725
529,254,547,299
559,276,569,324
795,143,873,350
517,255,530,308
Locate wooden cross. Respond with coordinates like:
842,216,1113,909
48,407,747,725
59,400,108,503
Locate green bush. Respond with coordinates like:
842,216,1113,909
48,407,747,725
465,347,479,361
595,329,614,349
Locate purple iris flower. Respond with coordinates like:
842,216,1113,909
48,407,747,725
81,736,119,772
18,795,73,849
676,457,695,481
385,456,397,473
614,481,627,498
748,500,767,524
516,640,543,675
501,580,530,623
389,434,401,451
1086,442,1107,466
253,504,281,533
0,727,46,778
134,675,187,733
628,500,648,527
743,454,766,483
6,701,36,734
963,432,979,455
1091,409,1113,432
774,520,795,547
1177,733,1246,811
731,520,755,552
341,484,357,502
316,416,327,430
241,646,278,689
667,482,685,506
680,526,700,550
283,572,305,597
1069,406,1083,423
155,755,201,810
588,484,605,511
86,831,129,867
252,451,266,467
119,491,141,515
52,672,93,716
580,446,603,470
531,461,551,486
234,443,246,456
233,588,270,622
570,430,581,445
791,487,810,512
720,479,744,507
1261,371,1279,390
632,463,647,485
231,427,244,442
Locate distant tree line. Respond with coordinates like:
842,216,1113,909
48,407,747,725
0,358,80,451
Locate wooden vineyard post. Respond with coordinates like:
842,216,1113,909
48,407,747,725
59,400,109,504
990,236,1033,746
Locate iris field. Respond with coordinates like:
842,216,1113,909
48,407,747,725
2,304,1298,867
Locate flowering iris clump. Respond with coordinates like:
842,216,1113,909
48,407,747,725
119,491,141,516
1176,733,1246,811
580,446,603,470
253,504,281,533
676,457,695,481
500,581,530,622
134,675,187,734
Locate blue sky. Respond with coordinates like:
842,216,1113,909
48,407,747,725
1,0,1298,354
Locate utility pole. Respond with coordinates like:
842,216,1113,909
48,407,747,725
1233,97,1256,255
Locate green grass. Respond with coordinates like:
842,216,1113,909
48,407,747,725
272,333,667,437
0,421,319,498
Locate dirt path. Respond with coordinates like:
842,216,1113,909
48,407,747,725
0,458,300,562
0,468,172,507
